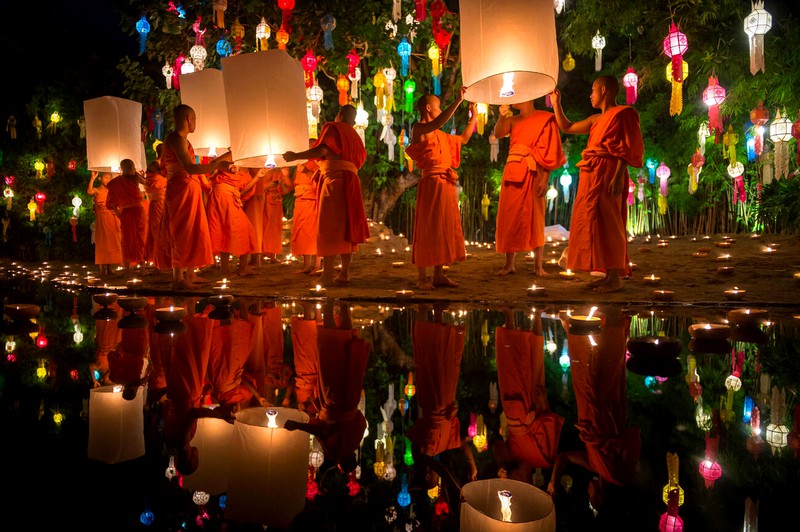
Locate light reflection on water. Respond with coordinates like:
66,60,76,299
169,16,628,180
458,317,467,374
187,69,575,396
2,276,799,531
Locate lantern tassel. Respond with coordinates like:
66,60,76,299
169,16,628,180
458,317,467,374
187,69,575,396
775,141,788,180
749,35,766,75
708,105,723,138
669,81,683,116
671,55,683,83
595,49,602,72
433,74,441,96
734,175,747,203
626,82,637,106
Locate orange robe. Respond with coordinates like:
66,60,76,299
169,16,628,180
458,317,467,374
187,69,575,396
244,305,288,400
106,175,148,265
162,141,214,269
244,179,266,254
567,315,641,485
496,327,564,468
263,170,286,255
145,169,167,265
290,160,319,256
92,186,122,265
108,327,149,387
496,112,566,253
314,122,370,257
206,168,256,257
406,130,466,268
291,316,319,415
91,300,123,383
568,106,644,272
207,316,255,406
407,320,464,456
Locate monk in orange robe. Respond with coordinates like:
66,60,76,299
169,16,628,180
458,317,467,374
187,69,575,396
162,104,231,290
551,76,644,292
289,302,320,415
107,323,150,401
283,105,370,286
284,300,370,472
90,300,123,387
262,167,292,263
494,309,564,481
548,309,640,512
290,145,321,274
206,306,261,410
494,101,566,276
406,88,478,290
206,153,260,277
145,145,168,268
106,159,148,274
87,171,122,277
243,170,267,267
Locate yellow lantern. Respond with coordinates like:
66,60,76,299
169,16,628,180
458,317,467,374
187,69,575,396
34,160,45,179
28,198,37,221
481,193,490,221
276,28,289,50
661,452,684,506
36,359,48,380
665,60,689,116
428,42,440,77
562,52,575,72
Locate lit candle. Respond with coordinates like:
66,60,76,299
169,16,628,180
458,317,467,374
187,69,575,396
657,240,669,248
643,274,661,285
762,246,776,254
723,287,746,301
716,241,732,248
767,242,780,249
92,292,118,307
524,251,536,262
692,251,708,258
126,278,142,289
716,266,735,275
527,284,547,297
559,269,576,280
716,254,732,262
727,308,768,327
651,289,675,301
209,294,235,308
309,284,327,296
569,306,602,330
628,261,637,270
395,289,414,300
688,322,732,341
392,261,405,268
155,306,186,322
216,278,230,285
212,283,231,294
794,272,800,283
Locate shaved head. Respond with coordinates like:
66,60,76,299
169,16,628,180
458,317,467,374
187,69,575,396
416,94,439,116
596,76,620,99
173,104,194,123
337,104,357,126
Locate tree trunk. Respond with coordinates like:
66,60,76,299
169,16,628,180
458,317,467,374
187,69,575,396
363,170,420,223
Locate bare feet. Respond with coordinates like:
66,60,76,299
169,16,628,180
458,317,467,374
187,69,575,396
534,268,549,277
432,275,459,288
236,267,257,277
594,277,622,293
417,281,435,290
496,267,516,276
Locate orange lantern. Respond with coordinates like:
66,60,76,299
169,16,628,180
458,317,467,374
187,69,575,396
336,75,350,106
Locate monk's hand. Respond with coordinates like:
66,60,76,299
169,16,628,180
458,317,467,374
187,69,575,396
283,151,297,162
499,104,512,118
216,159,232,172
549,88,561,107
457,86,468,102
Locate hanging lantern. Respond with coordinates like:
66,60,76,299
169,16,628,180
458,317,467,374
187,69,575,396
28,198,36,221
71,195,82,217
403,78,416,115
301,50,317,88
348,66,361,102
559,168,572,202
481,193,490,221
698,435,722,488
34,191,46,214
661,452,684,506
562,52,575,72
136,16,150,55
48,111,61,134
404,372,415,399
162,61,174,89
256,17,271,51
397,37,412,77
231,18,245,54
216,37,232,58
3,186,13,210
697,121,711,155
769,108,792,179
306,82,323,120
461,0,558,104
354,101,369,146
278,0,295,34
320,15,336,50
688,148,704,194
750,101,769,156
744,1,772,75
276,28,289,50
592,30,606,72
475,102,488,135
659,488,684,532
663,22,688,82
213,0,227,28
702,76,726,138
428,42,441,95
665,60,689,116
180,54,195,75
722,125,739,165
336,75,350,106
622,67,638,105
34,160,45,179
656,162,670,195
190,44,207,71
765,386,789,454
373,70,387,111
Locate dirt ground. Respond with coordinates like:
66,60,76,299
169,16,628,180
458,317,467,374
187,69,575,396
64,220,800,309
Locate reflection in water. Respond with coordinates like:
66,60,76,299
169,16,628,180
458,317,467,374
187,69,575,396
1,281,800,530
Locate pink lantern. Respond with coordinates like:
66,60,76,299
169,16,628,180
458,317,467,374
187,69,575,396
623,67,638,105
301,50,317,88
659,488,684,532
698,434,722,488
656,162,671,197
702,76,726,138
663,22,688,82
792,109,800,161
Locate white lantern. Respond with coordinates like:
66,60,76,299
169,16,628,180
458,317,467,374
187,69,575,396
592,30,606,72
222,50,309,168
225,407,310,528
84,96,146,173
460,0,559,104
769,108,792,179
182,416,234,495
190,44,208,70
87,385,145,464
180,69,230,158
181,60,196,75
744,1,772,75
460,479,555,531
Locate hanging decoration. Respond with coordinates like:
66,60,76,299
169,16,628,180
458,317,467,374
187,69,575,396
725,349,745,392
383,67,397,112
769,108,792,179
702,76,726,139
656,162,670,214
622,67,638,105
697,121,711,155
415,0,428,21
723,124,739,165
749,101,769,156
136,16,150,55
276,27,289,50
190,17,208,70
403,78,416,115
152,109,164,140
428,42,441,95
637,173,646,202
278,0,295,34
744,1,772,75
392,0,402,22
728,161,746,203
180,54,195,75
231,18,245,54
627,177,635,205
665,60,688,116
34,191,46,214
173,55,186,89
663,22,688,82
688,148,704,194
562,52,575,72
661,452,684,506
380,113,396,160
559,168,572,202
745,121,757,162
6,115,16,140
646,158,657,183
301,50,317,89
33,115,42,139
162,61,174,89
336,75,350,106
489,133,499,162
793,109,800,161
307,83,323,120
397,37,412,76
373,70,387,112
28,198,36,221
698,433,722,488
591,30,605,72
766,386,789,454
216,36,232,57
321,15,336,50
354,101,369,146
256,17,271,51
34,160,44,179
659,488,684,532
213,0,226,27
347,50,361,101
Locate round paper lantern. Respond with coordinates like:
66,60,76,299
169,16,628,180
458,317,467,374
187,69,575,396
84,96,146,173
87,385,145,464
460,479,555,531
180,69,230,158
221,50,309,168
769,111,793,142
460,0,558,104
182,416,235,495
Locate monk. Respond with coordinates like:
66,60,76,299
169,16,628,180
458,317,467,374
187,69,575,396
245,301,291,405
162,104,231,290
262,167,292,263
87,171,122,277
107,320,150,401
493,308,564,481
89,299,123,387
290,140,322,274
406,87,478,290
106,159,148,275
206,152,260,277
494,100,566,276
145,144,168,269
284,299,370,472
550,76,644,292
283,105,370,286
287,301,320,415
243,169,267,267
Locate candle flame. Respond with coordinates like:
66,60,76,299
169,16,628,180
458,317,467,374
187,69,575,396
315,284,322,291
169,306,174,311
587,306,598,320
498,490,513,522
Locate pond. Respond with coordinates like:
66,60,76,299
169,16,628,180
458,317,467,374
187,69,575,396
1,263,799,531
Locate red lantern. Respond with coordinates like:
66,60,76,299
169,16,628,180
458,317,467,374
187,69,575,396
301,50,317,88
702,76,726,139
698,434,722,488
663,22,688,82
277,0,295,33
623,67,638,105
346,49,359,79
792,109,800,161
415,0,428,22
67,160,77,171
34,191,46,214
430,0,446,32
347,471,360,496
70,215,78,242
659,488,684,532
750,101,769,156
36,327,48,349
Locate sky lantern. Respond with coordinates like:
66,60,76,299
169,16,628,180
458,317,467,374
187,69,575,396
702,76,726,138
665,60,688,116
623,67,638,105
84,96,145,173
460,478,555,530
769,108,792,179
180,69,230,158
460,0,558,104
744,1,772,75
663,22,688,82
222,49,308,169
182,417,234,496
87,385,146,464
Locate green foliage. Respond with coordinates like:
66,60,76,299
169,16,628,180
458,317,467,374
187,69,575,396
757,177,800,233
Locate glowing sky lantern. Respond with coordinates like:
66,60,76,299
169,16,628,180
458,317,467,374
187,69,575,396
744,1,772,75
180,69,230,158
84,96,146,173
663,22,688,82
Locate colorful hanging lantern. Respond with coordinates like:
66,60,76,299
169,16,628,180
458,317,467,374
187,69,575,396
348,66,361,102
307,83,323,120
591,30,606,72
34,160,45,179
415,0,428,21
475,103,487,135
702,76,726,138
213,0,227,28
428,42,441,95
397,37,412,76
231,18,245,54
661,452,684,506
3,186,13,210
256,17,271,51
190,44,208,71
403,78,416,114
320,15,336,50
383,67,397,112
665,60,688,116
71,195,82,216
34,191,46,214
659,488,684,532
627,177,635,205
744,1,772,75
354,101,369,145
749,101,769,156
722,124,739,165
656,162,670,214
559,168,572,202
346,49,359,79
216,37,232,58
663,22,688,82
48,111,61,134
697,121,711,155
646,158,657,183
28,198,36,221
278,0,295,34
397,473,411,508
373,70,387,111
336,75,350,106
688,148,704,194
301,50,317,88
481,193,490,221
622,67,638,105
769,108,792,179
562,52,575,72
698,434,722,488
765,386,789,454
276,27,289,50
162,61,174,89
404,372,415,399
793,109,800,161
136,16,150,55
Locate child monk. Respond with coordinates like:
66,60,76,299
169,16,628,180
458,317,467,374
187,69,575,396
262,167,293,264
206,152,260,277
106,159,148,275
145,144,168,269
87,171,122,277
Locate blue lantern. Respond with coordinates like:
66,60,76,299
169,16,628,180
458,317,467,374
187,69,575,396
744,121,756,162
321,15,336,50
136,16,151,55
140,510,155,526
743,395,754,423
646,158,657,183
397,474,411,508
216,38,232,58
397,37,411,76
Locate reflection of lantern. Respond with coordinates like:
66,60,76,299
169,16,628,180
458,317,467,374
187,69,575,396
88,385,146,464
180,69,230,158
702,77,726,137
662,22,688,82
84,96,146,172
665,60,688,116
460,0,558,104
460,479,555,531
222,50,308,168
661,452,684,506
182,416,235,495
744,2,772,75
622,67,638,105
404,372,415,399
769,108,792,179
591,30,606,72
698,435,722,489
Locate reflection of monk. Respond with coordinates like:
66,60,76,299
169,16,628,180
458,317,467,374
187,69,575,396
107,324,149,400
288,302,321,415
284,300,370,472
494,309,564,480
549,309,640,511
207,305,259,409
245,302,289,403
90,301,123,387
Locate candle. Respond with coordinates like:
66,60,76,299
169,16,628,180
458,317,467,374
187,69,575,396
716,266,735,275
209,294,235,308
688,323,732,341
216,278,230,285
569,306,602,330
716,254,732,262
643,274,661,285
395,289,414,300
628,262,637,271
126,278,142,289
767,242,780,249
657,240,669,248
527,285,547,297
692,251,708,258
559,269,576,280
85,276,100,286
762,246,777,254
651,289,675,301
723,287,746,301
727,308,769,327
3,303,40,321
794,272,800,283
155,306,186,322
716,241,732,248
92,292,119,307
309,284,327,296
212,283,231,294
392,261,405,268
524,252,536,262
750,233,761,239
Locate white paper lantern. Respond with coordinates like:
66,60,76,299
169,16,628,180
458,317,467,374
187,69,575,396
460,479,556,531
459,0,559,105
84,96,146,173
87,385,145,464
180,69,230,157
222,50,309,168
225,407,310,528
182,416,234,495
